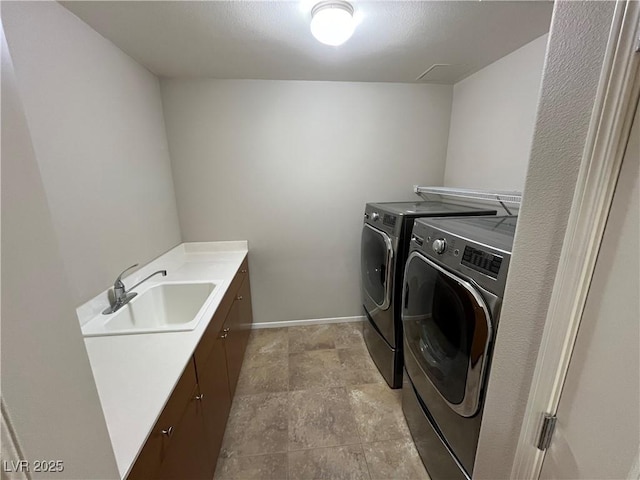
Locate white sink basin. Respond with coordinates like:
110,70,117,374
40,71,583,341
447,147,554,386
82,282,219,337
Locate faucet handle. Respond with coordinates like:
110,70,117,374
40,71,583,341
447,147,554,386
115,263,139,289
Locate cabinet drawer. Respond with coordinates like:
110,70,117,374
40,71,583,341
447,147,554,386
127,359,197,480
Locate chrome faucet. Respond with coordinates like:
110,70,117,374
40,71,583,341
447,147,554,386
102,263,167,314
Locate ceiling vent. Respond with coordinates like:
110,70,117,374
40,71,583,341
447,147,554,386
415,63,474,84
415,64,452,81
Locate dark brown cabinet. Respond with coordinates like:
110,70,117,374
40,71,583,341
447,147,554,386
157,385,210,480
127,359,199,480
197,334,231,473
127,257,253,480
220,261,253,398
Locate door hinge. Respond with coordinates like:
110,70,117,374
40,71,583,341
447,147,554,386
536,413,557,451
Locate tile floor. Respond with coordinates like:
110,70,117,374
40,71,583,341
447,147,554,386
214,322,431,480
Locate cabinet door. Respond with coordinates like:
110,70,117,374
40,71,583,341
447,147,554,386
237,273,254,333
198,335,232,475
157,386,210,480
223,275,253,398
127,361,198,480
222,299,242,398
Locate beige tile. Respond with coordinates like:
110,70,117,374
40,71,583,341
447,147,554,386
220,392,288,457
289,349,345,391
337,347,385,386
219,323,428,480
246,328,288,356
235,352,288,395
362,439,430,480
347,384,411,443
243,349,288,368
288,324,336,353
288,387,360,450
214,453,288,480
288,445,370,480
333,322,366,349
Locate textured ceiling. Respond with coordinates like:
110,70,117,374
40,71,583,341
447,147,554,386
61,1,553,84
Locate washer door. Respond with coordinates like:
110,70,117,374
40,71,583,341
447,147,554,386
361,223,394,311
402,252,492,418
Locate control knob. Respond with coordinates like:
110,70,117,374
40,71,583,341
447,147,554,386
371,212,380,221
432,238,447,254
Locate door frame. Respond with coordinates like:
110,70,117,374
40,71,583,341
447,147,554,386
511,2,640,478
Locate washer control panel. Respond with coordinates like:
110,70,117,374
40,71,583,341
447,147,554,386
383,214,397,228
363,205,401,237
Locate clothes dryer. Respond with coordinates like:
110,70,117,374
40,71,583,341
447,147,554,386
401,215,517,479
360,202,496,388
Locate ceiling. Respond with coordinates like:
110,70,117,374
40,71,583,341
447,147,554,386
61,1,553,84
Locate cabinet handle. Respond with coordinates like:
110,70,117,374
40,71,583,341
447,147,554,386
241,269,247,273
237,295,243,301
223,327,230,333
195,394,204,401
161,426,174,437
220,332,228,339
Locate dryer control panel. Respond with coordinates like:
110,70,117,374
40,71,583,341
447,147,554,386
461,246,503,279
363,205,402,237
409,219,512,297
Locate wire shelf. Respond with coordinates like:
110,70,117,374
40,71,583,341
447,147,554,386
413,186,522,205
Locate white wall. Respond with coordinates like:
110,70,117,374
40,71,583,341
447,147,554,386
1,23,119,479
444,34,548,191
161,79,452,324
2,1,182,306
474,2,618,478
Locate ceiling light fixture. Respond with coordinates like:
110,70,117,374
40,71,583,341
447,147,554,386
310,1,355,46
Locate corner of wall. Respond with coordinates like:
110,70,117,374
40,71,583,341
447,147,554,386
443,33,549,192
3,1,183,306
1,19,119,478
473,1,618,477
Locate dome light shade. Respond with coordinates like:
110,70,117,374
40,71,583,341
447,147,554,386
310,1,355,46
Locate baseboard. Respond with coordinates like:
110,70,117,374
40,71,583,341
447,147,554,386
251,315,365,329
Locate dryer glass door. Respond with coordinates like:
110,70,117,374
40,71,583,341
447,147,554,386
402,252,492,417
361,224,394,310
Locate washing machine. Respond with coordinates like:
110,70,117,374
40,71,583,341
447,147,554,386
401,215,517,479
360,201,496,389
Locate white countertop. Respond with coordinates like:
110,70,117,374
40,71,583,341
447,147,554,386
80,241,248,479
